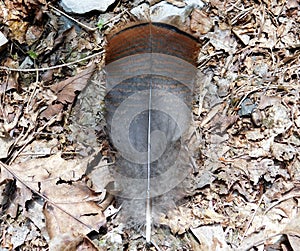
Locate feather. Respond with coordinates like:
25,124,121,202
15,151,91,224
105,22,199,242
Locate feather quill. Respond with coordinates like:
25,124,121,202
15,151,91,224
105,22,199,242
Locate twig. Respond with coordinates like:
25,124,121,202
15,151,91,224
49,4,98,31
102,10,128,25
139,233,162,251
240,194,265,242
8,115,58,164
0,50,104,72
235,86,264,110
25,69,39,114
198,51,224,69
149,240,162,251
0,160,95,231
238,233,282,251
49,4,127,31
282,63,300,75
230,7,254,25
264,192,300,214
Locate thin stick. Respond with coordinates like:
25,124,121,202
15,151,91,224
102,10,128,25
0,161,95,231
264,192,300,214
241,194,264,242
0,51,104,72
49,4,127,31
49,4,98,31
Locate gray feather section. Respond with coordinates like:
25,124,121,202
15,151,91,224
104,26,198,228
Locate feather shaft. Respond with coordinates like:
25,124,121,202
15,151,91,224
146,82,152,242
146,23,153,243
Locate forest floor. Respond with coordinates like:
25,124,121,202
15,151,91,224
0,0,300,250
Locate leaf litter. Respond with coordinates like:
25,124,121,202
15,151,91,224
0,0,300,250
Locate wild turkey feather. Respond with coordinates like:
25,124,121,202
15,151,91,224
105,22,199,243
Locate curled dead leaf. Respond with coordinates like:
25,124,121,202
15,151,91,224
48,234,99,251
51,63,96,104
190,9,213,35
40,103,64,120
166,0,186,8
26,25,44,45
43,182,106,239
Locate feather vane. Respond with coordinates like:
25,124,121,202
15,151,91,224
105,22,199,242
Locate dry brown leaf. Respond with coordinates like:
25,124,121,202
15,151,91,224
0,74,19,93
282,213,300,250
0,162,34,217
40,103,64,120
74,236,100,251
43,182,106,238
25,25,44,45
190,9,213,35
7,154,106,241
10,154,88,189
206,113,239,133
201,208,228,225
190,225,230,251
232,28,251,46
257,19,277,49
0,170,33,218
42,26,77,59
244,128,265,141
8,21,29,44
6,181,32,218
205,28,237,53
161,207,193,234
166,0,186,7
248,137,273,158
0,137,14,159
271,142,296,161
48,233,99,251
266,185,300,213
200,103,224,128
287,235,300,251
0,58,20,93
258,95,281,109
210,0,226,11
263,103,292,136
6,224,30,249
88,163,114,194
51,63,96,104
24,199,47,236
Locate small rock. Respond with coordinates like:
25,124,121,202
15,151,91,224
0,31,8,51
20,56,34,69
130,3,149,20
60,0,116,14
196,170,215,189
238,98,256,117
216,77,230,97
150,0,204,24
251,108,263,127
254,62,269,77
